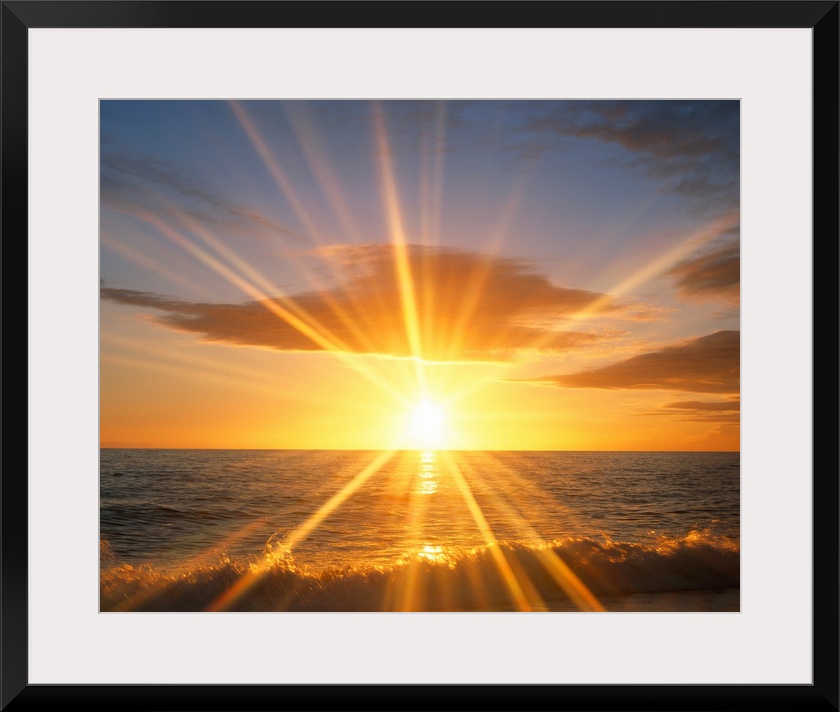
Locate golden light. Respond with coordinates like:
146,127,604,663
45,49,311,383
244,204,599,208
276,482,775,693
407,398,447,449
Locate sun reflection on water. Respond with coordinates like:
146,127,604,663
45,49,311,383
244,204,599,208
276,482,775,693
418,544,446,563
416,450,439,495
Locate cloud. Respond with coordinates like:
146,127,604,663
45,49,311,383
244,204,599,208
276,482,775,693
663,399,740,412
101,244,626,362
525,100,739,214
101,152,300,240
536,101,737,161
517,330,739,393
657,399,740,423
666,229,739,303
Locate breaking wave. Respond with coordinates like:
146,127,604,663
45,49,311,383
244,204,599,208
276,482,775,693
100,531,738,612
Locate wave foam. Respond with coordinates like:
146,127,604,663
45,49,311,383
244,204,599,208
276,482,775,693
100,531,739,612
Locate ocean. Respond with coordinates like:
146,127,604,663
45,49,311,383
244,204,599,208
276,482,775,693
100,449,739,612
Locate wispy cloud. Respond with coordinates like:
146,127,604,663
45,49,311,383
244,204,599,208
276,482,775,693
524,100,739,214
656,398,740,423
547,101,737,163
101,244,629,362
101,152,300,240
515,330,739,394
665,228,739,303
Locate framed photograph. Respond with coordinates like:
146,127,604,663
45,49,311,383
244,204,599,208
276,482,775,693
6,2,837,710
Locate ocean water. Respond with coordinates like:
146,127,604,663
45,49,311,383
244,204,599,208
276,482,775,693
100,449,739,612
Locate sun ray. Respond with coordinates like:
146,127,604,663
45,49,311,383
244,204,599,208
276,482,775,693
105,519,268,612
603,210,740,303
230,101,408,358
372,103,427,395
392,450,442,611
469,450,594,536
101,231,212,299
444,187,524,360
416,102,448,361
561,211,742,330
228,102,396,359
433,211,741,364
170,207,391,363
206,449,396,611
100,333,307,398
135,210,411,407
452,451,604,611
378,456,428,612
421,100,447,250
439,451,543,611
282,449,397,553
283,102,364,245
228,101,327,247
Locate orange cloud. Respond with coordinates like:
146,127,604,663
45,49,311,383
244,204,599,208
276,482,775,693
666,231,739,303
657,398,740,423
518,331,739,394
102,244,626,362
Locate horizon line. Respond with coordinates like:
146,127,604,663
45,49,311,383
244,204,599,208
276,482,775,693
99,446,740,454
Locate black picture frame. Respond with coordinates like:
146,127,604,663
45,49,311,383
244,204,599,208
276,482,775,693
3,2,837,710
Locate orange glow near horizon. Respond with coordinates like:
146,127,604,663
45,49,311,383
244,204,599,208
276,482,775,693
100,203,739,452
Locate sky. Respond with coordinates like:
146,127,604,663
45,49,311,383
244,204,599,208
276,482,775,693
100,100,740,451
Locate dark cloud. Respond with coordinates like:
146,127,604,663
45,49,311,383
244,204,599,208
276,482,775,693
526,100,739,214
517,330,739,394
535,101,737,160
101,244,625,362
666,230,739,303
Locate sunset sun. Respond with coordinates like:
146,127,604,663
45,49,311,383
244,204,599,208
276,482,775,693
407,398,447,449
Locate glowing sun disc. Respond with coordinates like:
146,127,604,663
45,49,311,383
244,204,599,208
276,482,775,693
408,399,446,446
